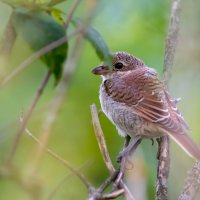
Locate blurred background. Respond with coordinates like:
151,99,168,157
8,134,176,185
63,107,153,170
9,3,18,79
0,0,200,199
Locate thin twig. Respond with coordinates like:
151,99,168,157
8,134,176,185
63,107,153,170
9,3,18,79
163,0,181,86
27,0,89,175
24,127,91,189
0,13,16,80
0,28,82,87
90,104,135,200
47,160,92,200
178,162,200,200
156,0,182,199
63,0,81,29
90,104,114,173
0,13,16,58
6,70,51,163
27,35,84,174
101,189,125,199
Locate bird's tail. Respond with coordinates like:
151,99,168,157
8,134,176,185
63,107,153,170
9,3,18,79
168,132,200,161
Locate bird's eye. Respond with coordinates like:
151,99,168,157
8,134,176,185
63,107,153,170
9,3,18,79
114,62,124,69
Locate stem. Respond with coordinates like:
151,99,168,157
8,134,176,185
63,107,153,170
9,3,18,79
156,0,182,199
0,13,16,57
156,137,170,200
25,128,91,189
90,104,135,200
64,0,81,29
6,70,51,163
178,161,200,200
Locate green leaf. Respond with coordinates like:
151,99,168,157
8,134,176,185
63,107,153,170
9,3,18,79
50,8,65,24
72,18,112,67
11,7,68,84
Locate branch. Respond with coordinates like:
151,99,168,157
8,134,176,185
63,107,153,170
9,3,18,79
90,104,114,173
178,162,200,200
0,28,82,88
0,13,16,58
63,0,81,29
90,104,135,200
0,13,16,80
26,0,89,176
163,0,181,85
6,70,51,164
24,126,91,189
27,35,84,174
156,0,182,199
156,137,170,200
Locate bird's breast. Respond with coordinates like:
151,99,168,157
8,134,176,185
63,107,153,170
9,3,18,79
99,83,142,137
99,82,163,138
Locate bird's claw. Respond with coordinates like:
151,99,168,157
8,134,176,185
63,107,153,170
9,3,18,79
150,138,155,145
116,149,129,163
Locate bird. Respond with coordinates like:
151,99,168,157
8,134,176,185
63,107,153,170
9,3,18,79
92,51,200,161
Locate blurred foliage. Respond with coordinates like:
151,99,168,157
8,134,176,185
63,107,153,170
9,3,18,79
11,7,68,84
72,17,112,66
0,0,200,200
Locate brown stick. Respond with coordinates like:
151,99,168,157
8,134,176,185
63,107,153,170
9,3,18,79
90,104,115,173
156,137,170,200
90,104,135,200
156,0,182,199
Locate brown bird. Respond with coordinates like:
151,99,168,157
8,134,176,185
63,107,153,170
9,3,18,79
92,51,200,161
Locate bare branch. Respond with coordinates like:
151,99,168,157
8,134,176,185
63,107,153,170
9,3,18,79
0,28,82,87
0,13,16,80
178,162,200,200
0,13,16,58
27,0,94,177
102,189,125,199
64,0,81,29
90,104,115,173
28,35,84,174
6,70,51,163
90,104,135,200
156,0,182,199
156,137,170,200
24,127,91,189
163,0,181,85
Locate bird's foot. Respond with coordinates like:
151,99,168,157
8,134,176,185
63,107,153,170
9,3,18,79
116,148,130,163
116,135,142,163
150,138,155,146
115,135,142,186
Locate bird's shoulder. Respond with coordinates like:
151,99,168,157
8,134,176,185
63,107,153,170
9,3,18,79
122,66,162,89
103,66,163,106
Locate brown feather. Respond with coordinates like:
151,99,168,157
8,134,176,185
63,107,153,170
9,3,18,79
94,51,200,160
104,67,188,135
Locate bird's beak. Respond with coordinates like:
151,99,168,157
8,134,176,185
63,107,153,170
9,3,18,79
91,65,110,75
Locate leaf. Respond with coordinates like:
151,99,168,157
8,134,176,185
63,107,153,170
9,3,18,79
50,8,65,24
72,18,112,66
11,7,68,84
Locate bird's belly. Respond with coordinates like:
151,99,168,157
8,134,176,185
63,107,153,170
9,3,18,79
99,87,162,138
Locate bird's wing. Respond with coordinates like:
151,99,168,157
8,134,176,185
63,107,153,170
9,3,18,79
104,67,189,134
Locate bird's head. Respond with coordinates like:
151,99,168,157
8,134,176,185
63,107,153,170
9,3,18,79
92,52,144,79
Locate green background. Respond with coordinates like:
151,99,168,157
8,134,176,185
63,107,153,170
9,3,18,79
0,0,200,199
